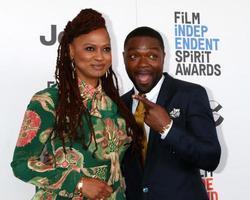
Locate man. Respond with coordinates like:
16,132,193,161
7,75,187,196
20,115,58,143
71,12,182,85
121,26,221,200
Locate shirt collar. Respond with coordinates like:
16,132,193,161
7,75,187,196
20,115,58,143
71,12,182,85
78,79,104,118
78,79,102,98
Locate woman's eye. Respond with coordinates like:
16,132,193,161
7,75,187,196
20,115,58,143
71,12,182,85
85,46,95,51
104,47,111,52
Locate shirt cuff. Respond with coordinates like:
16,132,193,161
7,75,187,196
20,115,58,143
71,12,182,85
160,120,173,140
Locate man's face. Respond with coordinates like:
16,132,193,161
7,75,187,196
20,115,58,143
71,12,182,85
123,36,165,93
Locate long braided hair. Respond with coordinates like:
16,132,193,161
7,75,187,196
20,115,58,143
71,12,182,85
54,8,143,154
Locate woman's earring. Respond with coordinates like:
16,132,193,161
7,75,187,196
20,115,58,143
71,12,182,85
105,68,110,78
71,59,76,79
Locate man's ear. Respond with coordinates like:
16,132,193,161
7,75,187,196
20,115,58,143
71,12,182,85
163,51,166,60
122,51,126,62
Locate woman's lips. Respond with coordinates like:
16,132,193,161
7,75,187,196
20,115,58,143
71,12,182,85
91,64,105,70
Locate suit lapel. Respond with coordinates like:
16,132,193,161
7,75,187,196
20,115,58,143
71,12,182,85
144,73,176,172
156,73,176,108
122,89,134,110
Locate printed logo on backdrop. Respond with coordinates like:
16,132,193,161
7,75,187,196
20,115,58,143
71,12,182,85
174,12,221,76
199,100,223,200
47,81,55,88
210,100,224,126
40,25,63,46
201,170,218,200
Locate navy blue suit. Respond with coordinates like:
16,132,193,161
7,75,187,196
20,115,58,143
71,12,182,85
122,73,221,200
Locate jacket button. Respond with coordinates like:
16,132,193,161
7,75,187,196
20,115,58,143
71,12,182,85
143,187,149,193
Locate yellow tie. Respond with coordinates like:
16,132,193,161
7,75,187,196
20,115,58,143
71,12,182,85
134,94,147,163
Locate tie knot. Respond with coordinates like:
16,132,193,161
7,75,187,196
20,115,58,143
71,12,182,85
138,93,146,98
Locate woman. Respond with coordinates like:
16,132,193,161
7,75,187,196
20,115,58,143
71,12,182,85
11,9,143,200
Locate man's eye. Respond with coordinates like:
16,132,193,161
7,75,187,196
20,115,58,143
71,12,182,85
85,46,95,51
149,54,157,60
129,54,137,60
104,47,111,52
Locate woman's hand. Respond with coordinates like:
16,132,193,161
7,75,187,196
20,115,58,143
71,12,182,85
81,177,113,200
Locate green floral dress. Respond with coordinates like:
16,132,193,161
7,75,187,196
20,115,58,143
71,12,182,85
11,81,131,200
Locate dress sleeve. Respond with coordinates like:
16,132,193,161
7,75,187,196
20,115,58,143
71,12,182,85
10,91,84,197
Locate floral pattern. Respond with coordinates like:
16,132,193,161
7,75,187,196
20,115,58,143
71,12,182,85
55,147,84,169
11,82,130,200
79,80,112,118
31,189,56,200
39,128,53,144
91,117,132,185
31,92,55,116
17,110,41,147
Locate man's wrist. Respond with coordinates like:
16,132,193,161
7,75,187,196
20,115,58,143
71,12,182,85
160,119,173,140
160,119,173,134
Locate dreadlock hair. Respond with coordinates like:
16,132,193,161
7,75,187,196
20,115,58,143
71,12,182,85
124,26,165,52
55,8,142,155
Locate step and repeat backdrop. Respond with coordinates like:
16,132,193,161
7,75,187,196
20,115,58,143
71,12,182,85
1,0,249,199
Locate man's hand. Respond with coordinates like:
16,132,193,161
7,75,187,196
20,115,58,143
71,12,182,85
133,94,171,133
81,177,113,200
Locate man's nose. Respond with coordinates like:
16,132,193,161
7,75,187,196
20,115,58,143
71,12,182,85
138,56,149,67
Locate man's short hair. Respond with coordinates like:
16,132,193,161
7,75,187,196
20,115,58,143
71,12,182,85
124,26,165,51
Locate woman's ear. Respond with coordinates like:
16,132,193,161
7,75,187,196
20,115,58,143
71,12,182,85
69,44,74,60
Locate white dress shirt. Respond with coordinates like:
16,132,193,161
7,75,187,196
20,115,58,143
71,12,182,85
132,75,173,141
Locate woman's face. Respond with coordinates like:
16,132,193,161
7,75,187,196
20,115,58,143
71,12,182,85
69,28,111,87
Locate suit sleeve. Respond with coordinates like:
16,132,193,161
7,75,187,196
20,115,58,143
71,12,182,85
163,86,221,171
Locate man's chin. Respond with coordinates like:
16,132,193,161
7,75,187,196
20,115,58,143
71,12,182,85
135,84,153,94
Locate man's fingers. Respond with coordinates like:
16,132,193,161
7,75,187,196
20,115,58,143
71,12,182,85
132,94,155,108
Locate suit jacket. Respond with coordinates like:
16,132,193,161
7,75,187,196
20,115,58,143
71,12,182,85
122,73,221,200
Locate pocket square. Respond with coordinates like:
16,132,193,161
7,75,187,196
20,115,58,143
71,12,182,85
170,108,180,118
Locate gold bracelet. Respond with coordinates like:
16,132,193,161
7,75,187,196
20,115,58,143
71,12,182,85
75,178,84,197
160,119,173,134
